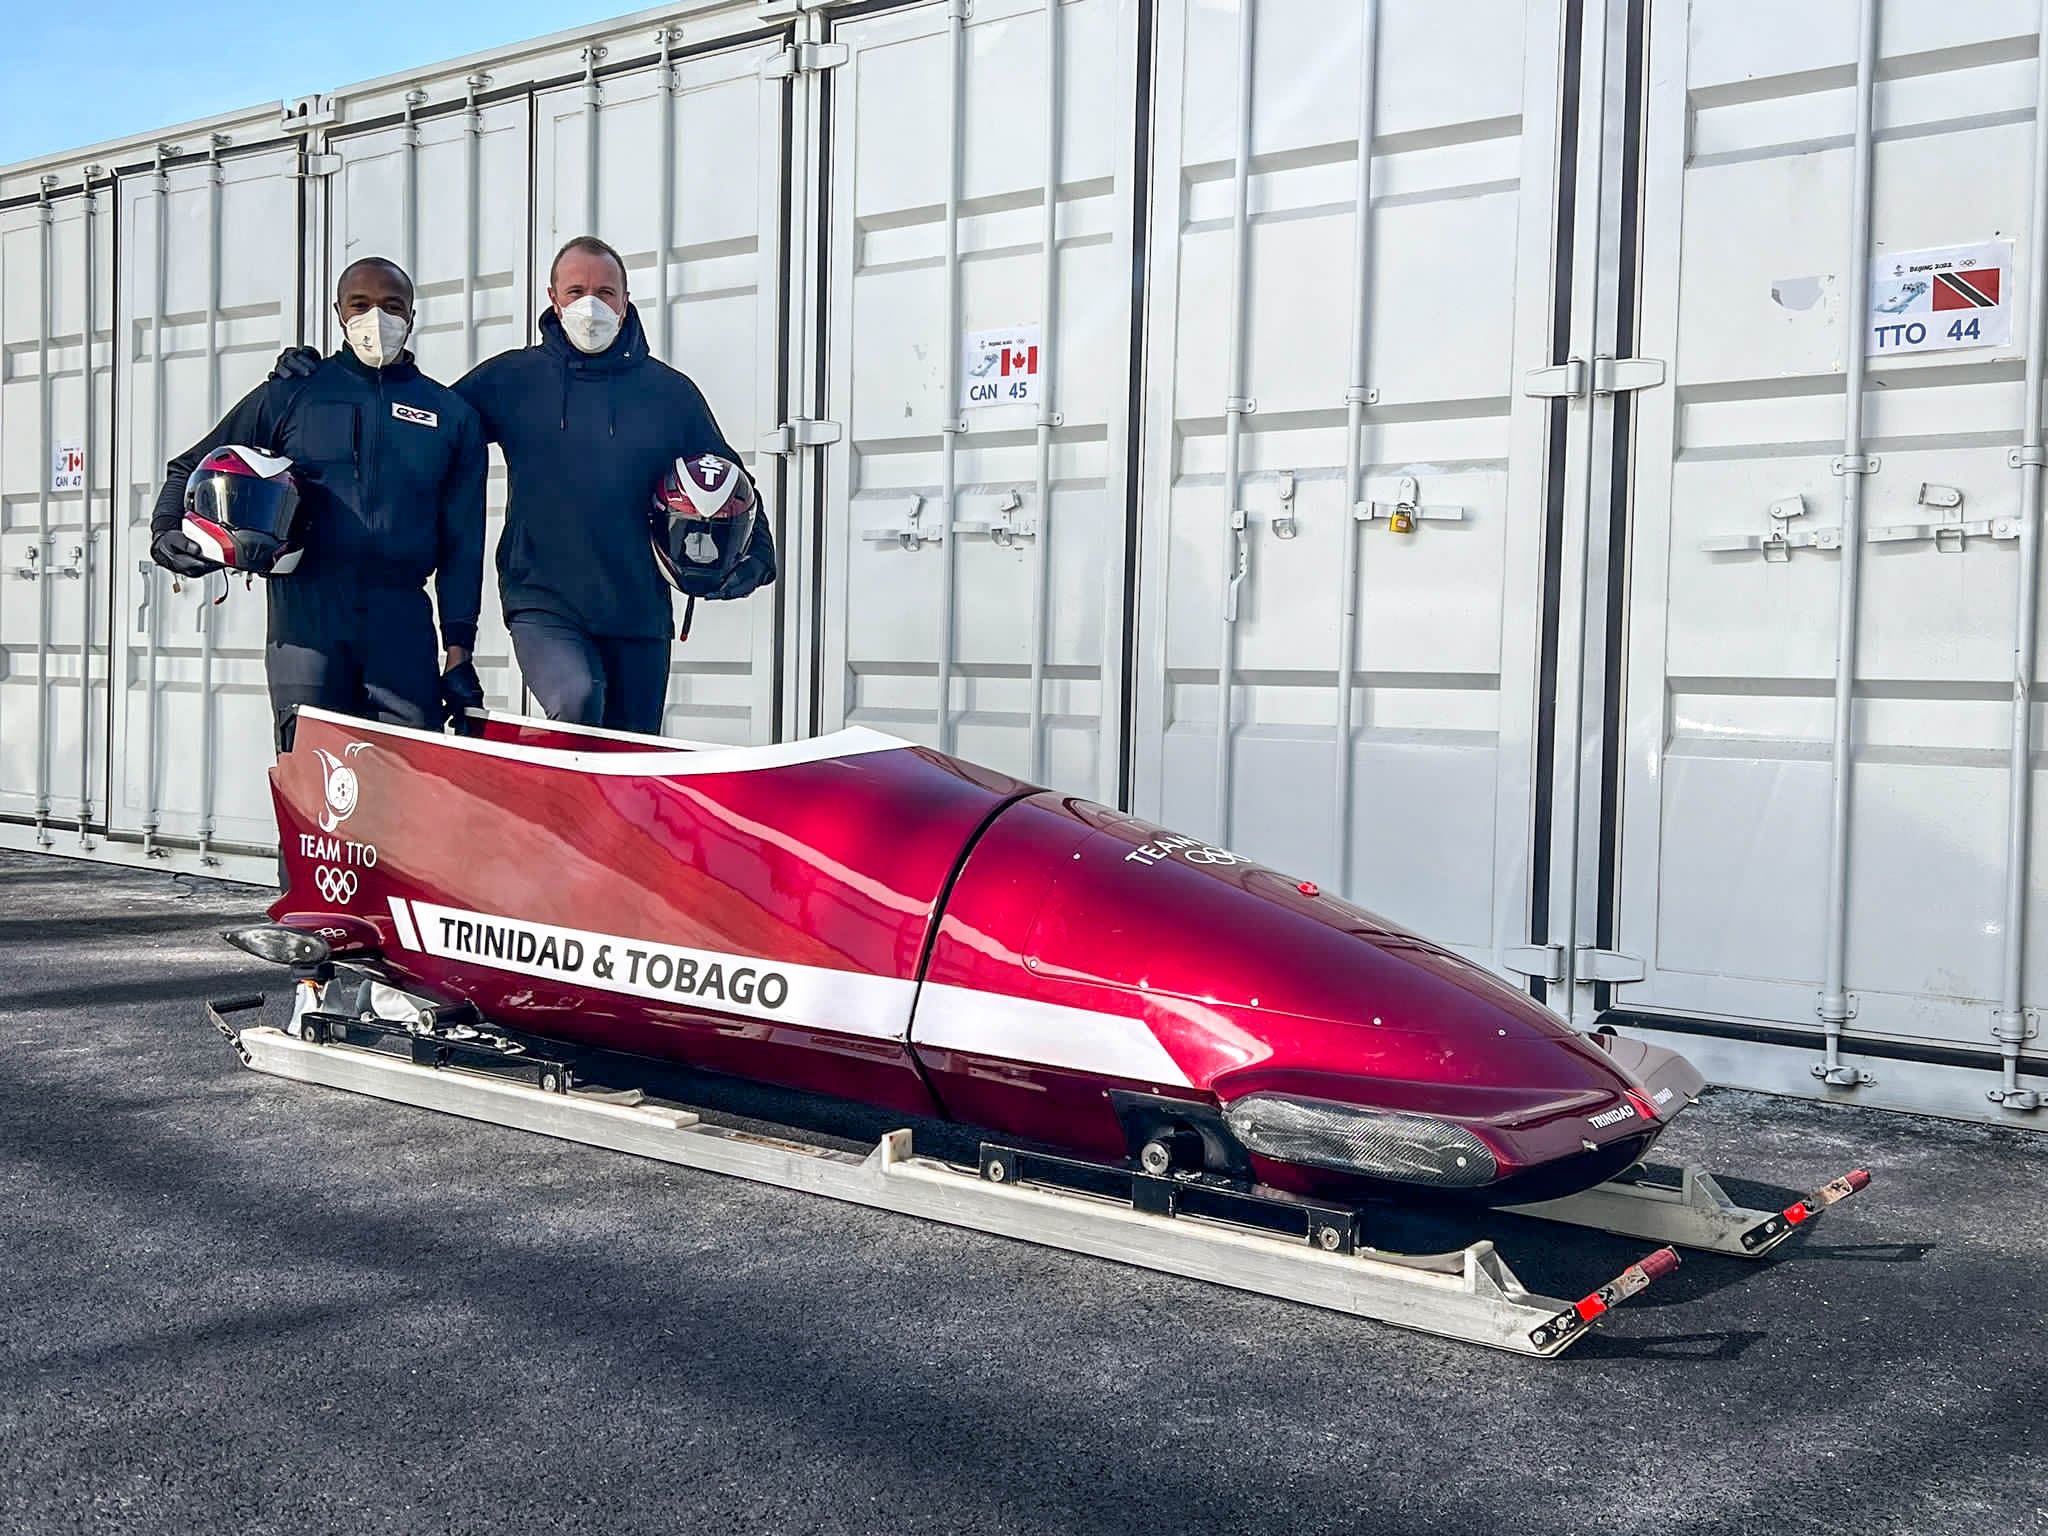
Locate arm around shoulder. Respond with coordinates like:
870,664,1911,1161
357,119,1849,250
433,404,489,655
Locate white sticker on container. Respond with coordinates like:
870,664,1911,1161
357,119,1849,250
961,325,1043,410
1869,240,2012,355
51,442,83,492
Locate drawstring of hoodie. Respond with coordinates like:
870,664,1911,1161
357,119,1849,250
556,359,619,437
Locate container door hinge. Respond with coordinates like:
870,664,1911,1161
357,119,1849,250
759,418,843,455
279,94,339,134
1524,356,1666,399
762,41,849,78
1502,946,1644,984
1503,945,1565,982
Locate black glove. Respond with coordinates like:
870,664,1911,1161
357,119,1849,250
270,345,322,381
441,658,486,734
712,522,778,601
150,527,218,578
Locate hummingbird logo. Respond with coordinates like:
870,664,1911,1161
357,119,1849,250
315,743,371,833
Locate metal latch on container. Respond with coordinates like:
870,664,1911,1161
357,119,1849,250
1356,475,1466,533
1223,511,1250,623
292,151,341,178
1701,495,1843,561
861,490,1038,551
950,490,1035,547
1524,356,1666,399
762,41,849,78
1501,945,1645,984
1867,482,2017,554
758,418,842,456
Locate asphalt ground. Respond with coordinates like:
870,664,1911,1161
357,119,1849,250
2,847,2044,1536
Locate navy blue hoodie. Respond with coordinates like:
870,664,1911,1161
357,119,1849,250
455,303,754,640
151,348,487,650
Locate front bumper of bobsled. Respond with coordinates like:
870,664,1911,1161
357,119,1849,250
1213,1035,1709,1207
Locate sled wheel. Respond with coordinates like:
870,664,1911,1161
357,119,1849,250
1139,1126,1201,1177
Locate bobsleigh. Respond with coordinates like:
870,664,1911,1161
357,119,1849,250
256,707,1707,1206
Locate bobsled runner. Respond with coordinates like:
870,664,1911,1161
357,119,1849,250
249,707,1708,1205
213,707,1874,1355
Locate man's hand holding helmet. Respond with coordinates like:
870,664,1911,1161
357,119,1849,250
154,445,306,579
150,527,218,578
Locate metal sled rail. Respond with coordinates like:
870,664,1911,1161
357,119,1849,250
207,997,1866,1358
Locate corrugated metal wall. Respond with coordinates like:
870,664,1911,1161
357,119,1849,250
2,0,2043,1125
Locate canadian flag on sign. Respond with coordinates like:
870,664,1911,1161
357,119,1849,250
961,325,1046,412
50,442,85,492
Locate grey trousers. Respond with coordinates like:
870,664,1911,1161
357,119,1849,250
509,611,670,735
267,579,441,753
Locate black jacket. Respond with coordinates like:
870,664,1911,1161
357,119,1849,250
151,348,488,650
454,303,766,640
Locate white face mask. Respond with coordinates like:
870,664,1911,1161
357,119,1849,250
558,294,622,354
343,309,410,368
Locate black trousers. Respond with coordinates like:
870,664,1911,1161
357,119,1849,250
267,579,442,753
509,611,669,735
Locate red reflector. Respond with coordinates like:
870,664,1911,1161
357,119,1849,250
1784,1202,1810,1225
1639,1247,1681,1282
1624,1089,1657,1122
1574,1295,1608,1322
1297,881,1319,896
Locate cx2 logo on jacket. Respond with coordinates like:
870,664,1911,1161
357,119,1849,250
391,403,439,428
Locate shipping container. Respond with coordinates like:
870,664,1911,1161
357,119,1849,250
2,0,2043,1126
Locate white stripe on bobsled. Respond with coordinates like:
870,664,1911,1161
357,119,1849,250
386,895,422,953
293,706,913,778
911,984,1193,1089
400,899,916,1042
381,893,1190,1087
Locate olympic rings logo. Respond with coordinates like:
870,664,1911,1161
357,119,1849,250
314,865,358,905
1181,845,1243,866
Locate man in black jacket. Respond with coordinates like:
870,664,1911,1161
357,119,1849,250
275,235,774,736
155,256,487,751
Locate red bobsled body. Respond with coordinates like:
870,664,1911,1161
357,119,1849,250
269,708,1704,1203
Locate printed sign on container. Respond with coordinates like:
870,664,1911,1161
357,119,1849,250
50,442,84,493
1869,240,2012,356
961,325,1043,411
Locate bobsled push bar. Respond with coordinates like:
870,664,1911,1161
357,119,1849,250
206,993,1869,1359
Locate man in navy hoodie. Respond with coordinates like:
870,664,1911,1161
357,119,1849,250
277,235,773,736
160,256,486,751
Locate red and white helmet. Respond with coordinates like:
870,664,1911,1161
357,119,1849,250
650,453,757,597
183,446,305,576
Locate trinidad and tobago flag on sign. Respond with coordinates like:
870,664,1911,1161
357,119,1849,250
1932,269,2000,309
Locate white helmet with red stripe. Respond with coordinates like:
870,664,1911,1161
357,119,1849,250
650,453,757,597
183,445,305,576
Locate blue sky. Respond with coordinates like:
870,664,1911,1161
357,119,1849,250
3,1,637,165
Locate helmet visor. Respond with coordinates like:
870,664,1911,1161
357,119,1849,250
188,468,298,541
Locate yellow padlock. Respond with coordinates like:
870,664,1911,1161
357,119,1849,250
1389,505,1416,534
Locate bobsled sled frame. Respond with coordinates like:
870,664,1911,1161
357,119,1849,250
206,989,1869,1359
